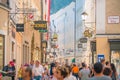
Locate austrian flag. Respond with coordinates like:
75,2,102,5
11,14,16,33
28,13,34,19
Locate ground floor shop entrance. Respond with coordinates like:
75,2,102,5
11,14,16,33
109,39,120,74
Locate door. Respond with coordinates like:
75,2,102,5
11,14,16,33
111,50,120,74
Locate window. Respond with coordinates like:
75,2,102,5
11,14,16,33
11,42,15,59
0,35,4,69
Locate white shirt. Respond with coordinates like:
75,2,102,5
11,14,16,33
32,65,44,76
64,74,77,80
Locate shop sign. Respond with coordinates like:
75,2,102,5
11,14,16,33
42,41,47,48
16,24,24,32
34,21,47,30
108,16,120,24
39,29,47,33
80,38,87,43
78,43,82,48
53,33,58,41
98,54,104,62
84,30,92,38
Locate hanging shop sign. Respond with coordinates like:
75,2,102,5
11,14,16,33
42,41,47,48
84,30,92,38
16,24,24,32
78,43,82,48
34,21,47,30
80,38,87,43
39,29,48,33
53,33,58,41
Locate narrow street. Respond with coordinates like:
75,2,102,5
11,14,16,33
0,0,120,80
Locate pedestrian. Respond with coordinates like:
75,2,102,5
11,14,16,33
42,67,49,80
17,65,23,80
45,62,49,70
72,64,79,80
89,65,94,77
106,61,111,67
32,60,44,80
111,63,118,80
88,62,112,80
56,66,68,80
2,61,16,80
49,63,57,80
12,59,16,66
0,73,2,80
103,67,112,77
79,63,90,80
100,59,105,67
29,60,34,69
64,65,77,80
22,66,33,80
78,63,84,80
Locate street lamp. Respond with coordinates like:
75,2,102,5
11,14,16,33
81,12,88,21
81,12,96,64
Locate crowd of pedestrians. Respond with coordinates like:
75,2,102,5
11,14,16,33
0,59,119,80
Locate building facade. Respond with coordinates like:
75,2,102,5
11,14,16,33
0,0,43,71
50,2,75,64
0,0,10,69
96,0,120,73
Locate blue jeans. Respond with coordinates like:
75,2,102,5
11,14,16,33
18,78,23,80
34,76,41,80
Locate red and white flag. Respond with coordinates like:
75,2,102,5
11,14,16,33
28,13,34,20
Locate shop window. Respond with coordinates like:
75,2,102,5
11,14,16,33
11,42,15,59
0,35,4,69
111,51,120,75
23,45,28,64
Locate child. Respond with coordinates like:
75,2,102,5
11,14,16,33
17,65,23,80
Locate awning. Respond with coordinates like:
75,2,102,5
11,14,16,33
108,39,120,42
109,39,120,50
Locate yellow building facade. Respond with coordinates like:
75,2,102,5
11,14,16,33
96,0,120,72
0,0,10,69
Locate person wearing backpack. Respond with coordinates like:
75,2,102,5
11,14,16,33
2,61,16,80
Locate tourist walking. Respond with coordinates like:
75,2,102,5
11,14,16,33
22,66,33,80
2,61,16,80
79,63,90,80
111,63,118,80
72,64,79,80
88,62,112,80
56,66,68,80
64,65,77,80
32,60,44,80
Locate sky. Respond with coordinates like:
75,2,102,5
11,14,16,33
50,0,73,14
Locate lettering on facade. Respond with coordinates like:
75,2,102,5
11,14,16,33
108,16,120,24
16,24,24,32
34,21,47,30
80,38,87,43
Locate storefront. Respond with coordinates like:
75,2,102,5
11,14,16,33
23,41,29,64
109,39,120,74
91,41,97,64
0,35,5,69
0,4,10,69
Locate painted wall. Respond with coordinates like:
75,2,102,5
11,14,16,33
96,0,106,34
96,37,110,61
106,0,120,34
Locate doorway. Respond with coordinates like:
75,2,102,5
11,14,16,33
111,51,120,74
